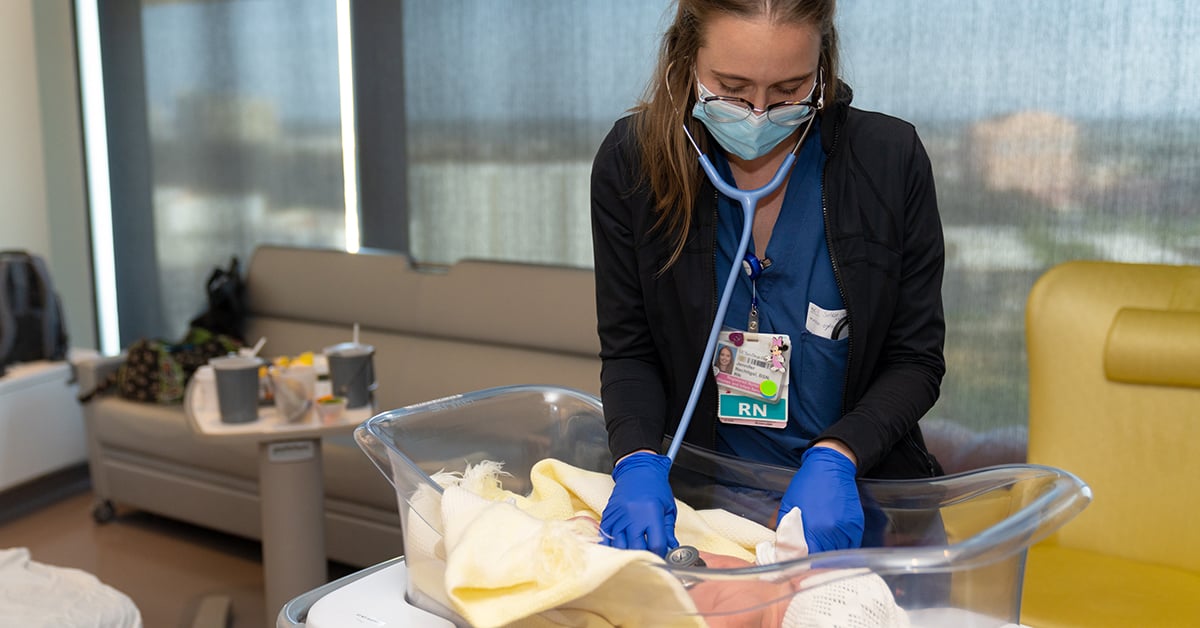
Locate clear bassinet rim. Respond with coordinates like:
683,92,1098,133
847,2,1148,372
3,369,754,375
354,384,1090,578
353,384,1091,626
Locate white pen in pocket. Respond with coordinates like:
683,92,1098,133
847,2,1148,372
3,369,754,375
806,302,848,340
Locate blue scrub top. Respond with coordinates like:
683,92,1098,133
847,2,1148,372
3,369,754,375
712,125,849,467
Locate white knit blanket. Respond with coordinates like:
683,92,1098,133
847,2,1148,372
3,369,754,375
0,547,142,628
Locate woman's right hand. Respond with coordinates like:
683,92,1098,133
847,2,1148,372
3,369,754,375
599,451,679,557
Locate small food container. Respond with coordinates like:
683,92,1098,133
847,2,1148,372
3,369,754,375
315,395,348,424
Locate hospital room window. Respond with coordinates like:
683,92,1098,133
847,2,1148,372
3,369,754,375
81,1,1199,440
832,1,1200,433
401,0,1200,436
84,0,348,344
399,0,672,268
399,1,1199,438
141,0,348,330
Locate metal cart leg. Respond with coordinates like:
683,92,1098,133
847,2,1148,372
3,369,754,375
259,438,327,625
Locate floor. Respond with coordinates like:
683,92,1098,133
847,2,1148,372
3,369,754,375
0,467,355,628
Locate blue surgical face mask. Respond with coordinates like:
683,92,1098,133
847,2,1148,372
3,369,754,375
691,81,805,161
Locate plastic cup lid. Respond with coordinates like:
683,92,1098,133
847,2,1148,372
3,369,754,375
323,342,374,356
209,355,263,369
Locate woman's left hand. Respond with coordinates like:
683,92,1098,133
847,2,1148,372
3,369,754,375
777,445,864,553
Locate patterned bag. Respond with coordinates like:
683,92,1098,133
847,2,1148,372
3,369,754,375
80,328,241,404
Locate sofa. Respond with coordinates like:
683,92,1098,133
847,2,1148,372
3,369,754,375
77,244,1023,571
77,245,602,568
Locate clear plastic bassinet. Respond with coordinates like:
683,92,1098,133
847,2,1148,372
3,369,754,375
355,385,1090,627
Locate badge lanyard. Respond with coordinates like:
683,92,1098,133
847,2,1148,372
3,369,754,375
742,253,770,332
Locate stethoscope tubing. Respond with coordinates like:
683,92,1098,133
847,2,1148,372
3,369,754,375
665,116,816,464
664,149,795,462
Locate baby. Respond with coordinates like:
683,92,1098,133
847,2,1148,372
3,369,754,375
573,512,908,628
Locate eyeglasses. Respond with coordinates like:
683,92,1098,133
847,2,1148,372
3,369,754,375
698,70,823,126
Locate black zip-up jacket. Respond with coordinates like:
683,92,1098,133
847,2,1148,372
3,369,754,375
590,85,946,479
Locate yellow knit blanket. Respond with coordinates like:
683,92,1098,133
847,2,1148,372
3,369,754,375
409,458,778,627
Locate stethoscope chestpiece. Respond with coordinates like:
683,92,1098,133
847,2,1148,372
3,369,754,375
666,545,706,568
667,545,706,589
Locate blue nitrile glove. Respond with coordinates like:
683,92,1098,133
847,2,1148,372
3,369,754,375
777,446,865,554
600,451,679,557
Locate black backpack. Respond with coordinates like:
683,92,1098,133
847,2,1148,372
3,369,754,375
189,256,248,342
0,251,68,375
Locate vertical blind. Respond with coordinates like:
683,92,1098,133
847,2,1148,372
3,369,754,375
140,0,345,332
401,0,669,268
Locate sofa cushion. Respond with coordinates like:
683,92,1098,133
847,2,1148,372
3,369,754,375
243,318,601,411
90,397,401,512
1104,307,1200,388
89,398,258,482
322,432,398,511
243,247,599,357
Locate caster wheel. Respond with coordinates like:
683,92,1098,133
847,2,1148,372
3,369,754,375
92,500,116,523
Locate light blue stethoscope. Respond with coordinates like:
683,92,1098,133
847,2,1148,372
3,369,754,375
664,79,824,463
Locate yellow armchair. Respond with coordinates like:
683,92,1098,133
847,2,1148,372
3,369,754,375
1021,260,1200,627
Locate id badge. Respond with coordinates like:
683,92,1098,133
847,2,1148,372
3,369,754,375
713,330,791,428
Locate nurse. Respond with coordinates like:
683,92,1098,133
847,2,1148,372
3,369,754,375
591,0,947,557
